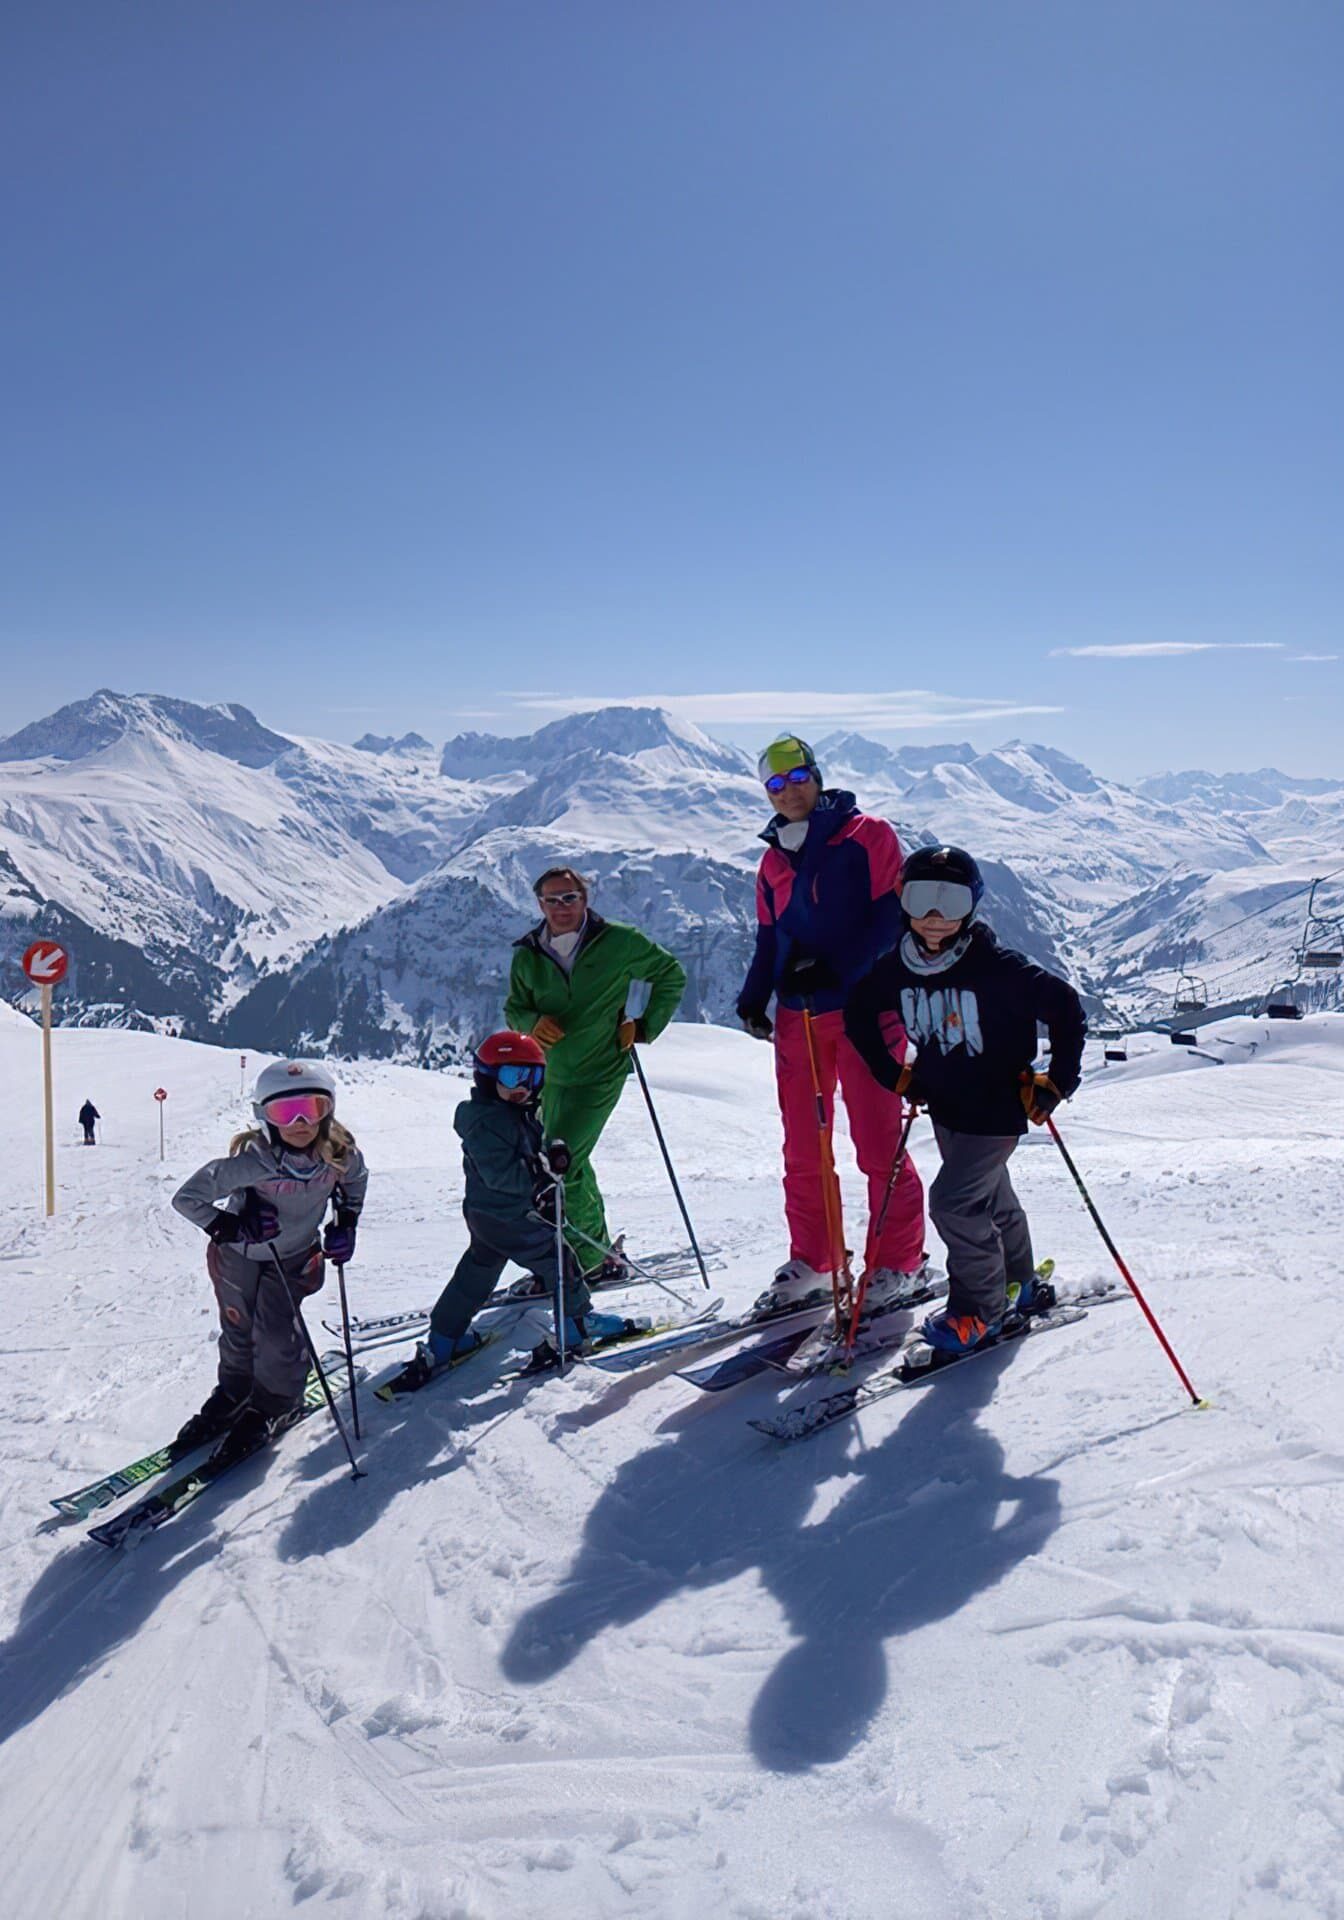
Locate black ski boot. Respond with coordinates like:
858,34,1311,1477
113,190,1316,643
206,1396,303,1471
170,1383,248,1462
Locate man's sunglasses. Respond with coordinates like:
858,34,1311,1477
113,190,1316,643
496,1062,545,1090
539,890,584,906
262,1093,332,1127
764,766,816,795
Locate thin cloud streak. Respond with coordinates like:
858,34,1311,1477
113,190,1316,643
504,690,1066,729
1050,642,1283,659
1286,653,1338,663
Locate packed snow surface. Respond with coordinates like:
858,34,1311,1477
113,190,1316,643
1,1009,1342,1919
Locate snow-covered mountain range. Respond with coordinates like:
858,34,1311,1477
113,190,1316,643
2,689,1341,1057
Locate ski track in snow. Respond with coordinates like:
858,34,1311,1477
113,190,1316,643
1,1005,1342,1919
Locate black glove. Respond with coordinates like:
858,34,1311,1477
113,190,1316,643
735,997,774,1041
532,1181,560,1225
208,1196,280,1247
544,1139,572,1177
323,1208,360,1264
778,952,838,997
895,1064,928,1108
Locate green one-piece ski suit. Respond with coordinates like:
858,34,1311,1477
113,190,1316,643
504,912,686,1270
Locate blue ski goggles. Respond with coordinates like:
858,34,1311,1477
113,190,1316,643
495,1062,545,1091
763,765,816,796
902,879,976,921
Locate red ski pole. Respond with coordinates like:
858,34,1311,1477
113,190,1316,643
1044,1115,1208,1407
847,1102,919,1351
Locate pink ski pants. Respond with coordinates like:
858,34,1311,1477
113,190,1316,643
773,1004,925,1275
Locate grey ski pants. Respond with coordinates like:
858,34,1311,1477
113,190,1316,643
430,1208,592,1342
929,1125,1035,1323
207,1240,324,1414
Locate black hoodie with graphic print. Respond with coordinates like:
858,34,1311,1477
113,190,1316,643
844,923,1087,1136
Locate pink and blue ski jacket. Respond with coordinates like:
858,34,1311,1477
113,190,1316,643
738,789,907,1016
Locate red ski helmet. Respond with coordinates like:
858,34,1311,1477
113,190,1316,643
476,1030,546,1070
474,1029,547,1097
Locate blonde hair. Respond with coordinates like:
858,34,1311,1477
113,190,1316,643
229,1117,357,1168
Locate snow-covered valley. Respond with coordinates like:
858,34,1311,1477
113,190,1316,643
2,1006,1342,1919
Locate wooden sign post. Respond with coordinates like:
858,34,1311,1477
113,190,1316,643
21,941,71,1218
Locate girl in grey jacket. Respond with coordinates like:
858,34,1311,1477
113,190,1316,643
170,1060,368,1465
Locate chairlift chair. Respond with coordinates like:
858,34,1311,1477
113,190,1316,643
1103,1043,1129,1064
1170,1031,1198,1048
1172,968,1208,1016
1297,878,1344,974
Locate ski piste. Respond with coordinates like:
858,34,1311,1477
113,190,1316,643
749,1303,1094,1444
87,1357,364,1548
52,1349,354,1520
677,1277,949,1394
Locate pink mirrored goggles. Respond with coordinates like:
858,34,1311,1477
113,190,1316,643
262,1092,332,1127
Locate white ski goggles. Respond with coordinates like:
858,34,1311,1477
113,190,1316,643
902,879,975,921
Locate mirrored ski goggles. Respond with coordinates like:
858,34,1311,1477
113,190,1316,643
902,879,976,922
763,765,816,795
262,1092,333,1127
538,890,584,906
757,735,817,783
495,1062,545,1090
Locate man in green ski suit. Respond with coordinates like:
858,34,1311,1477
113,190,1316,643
504,865,687,1275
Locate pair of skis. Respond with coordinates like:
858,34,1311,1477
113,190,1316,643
62,1353,365,1549
749,1283,1129,1444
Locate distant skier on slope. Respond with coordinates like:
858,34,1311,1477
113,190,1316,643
504,866,686,1279
844,845,1086,1356
78,1099,100,1145
395,1031,630,1388
169,1061,367,1465
735,733,925,1308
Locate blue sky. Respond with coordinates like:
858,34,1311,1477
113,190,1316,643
2,2,1339,777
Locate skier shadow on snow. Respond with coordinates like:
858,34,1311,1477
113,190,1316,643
501,1346,1060,1774
275,1353,551,1562
0,1527,225,1752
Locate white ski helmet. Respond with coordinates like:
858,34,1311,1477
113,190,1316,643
252,1059,338,1129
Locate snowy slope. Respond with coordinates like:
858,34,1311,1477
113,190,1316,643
2,1013,1342,1919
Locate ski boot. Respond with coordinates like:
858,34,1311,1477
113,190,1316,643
399,1328,486,1390
861,1263,930,1313
525,1310,632,1372
752,1259,834,1316
1006,1259,1056,1320
205,1397,304,1471
918,1307,1004,1357
169,1382,248,1462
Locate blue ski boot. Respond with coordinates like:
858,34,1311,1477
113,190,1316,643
919,1307,1004,1356
568,1310,628,1346
426,1327,485,1368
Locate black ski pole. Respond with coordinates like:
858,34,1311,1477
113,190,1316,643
629,1048,711,1291
544,1143,572,1375
265,1244,365,1479
335,1261,361,1440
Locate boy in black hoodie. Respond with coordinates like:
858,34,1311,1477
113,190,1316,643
845,845,1086,1355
